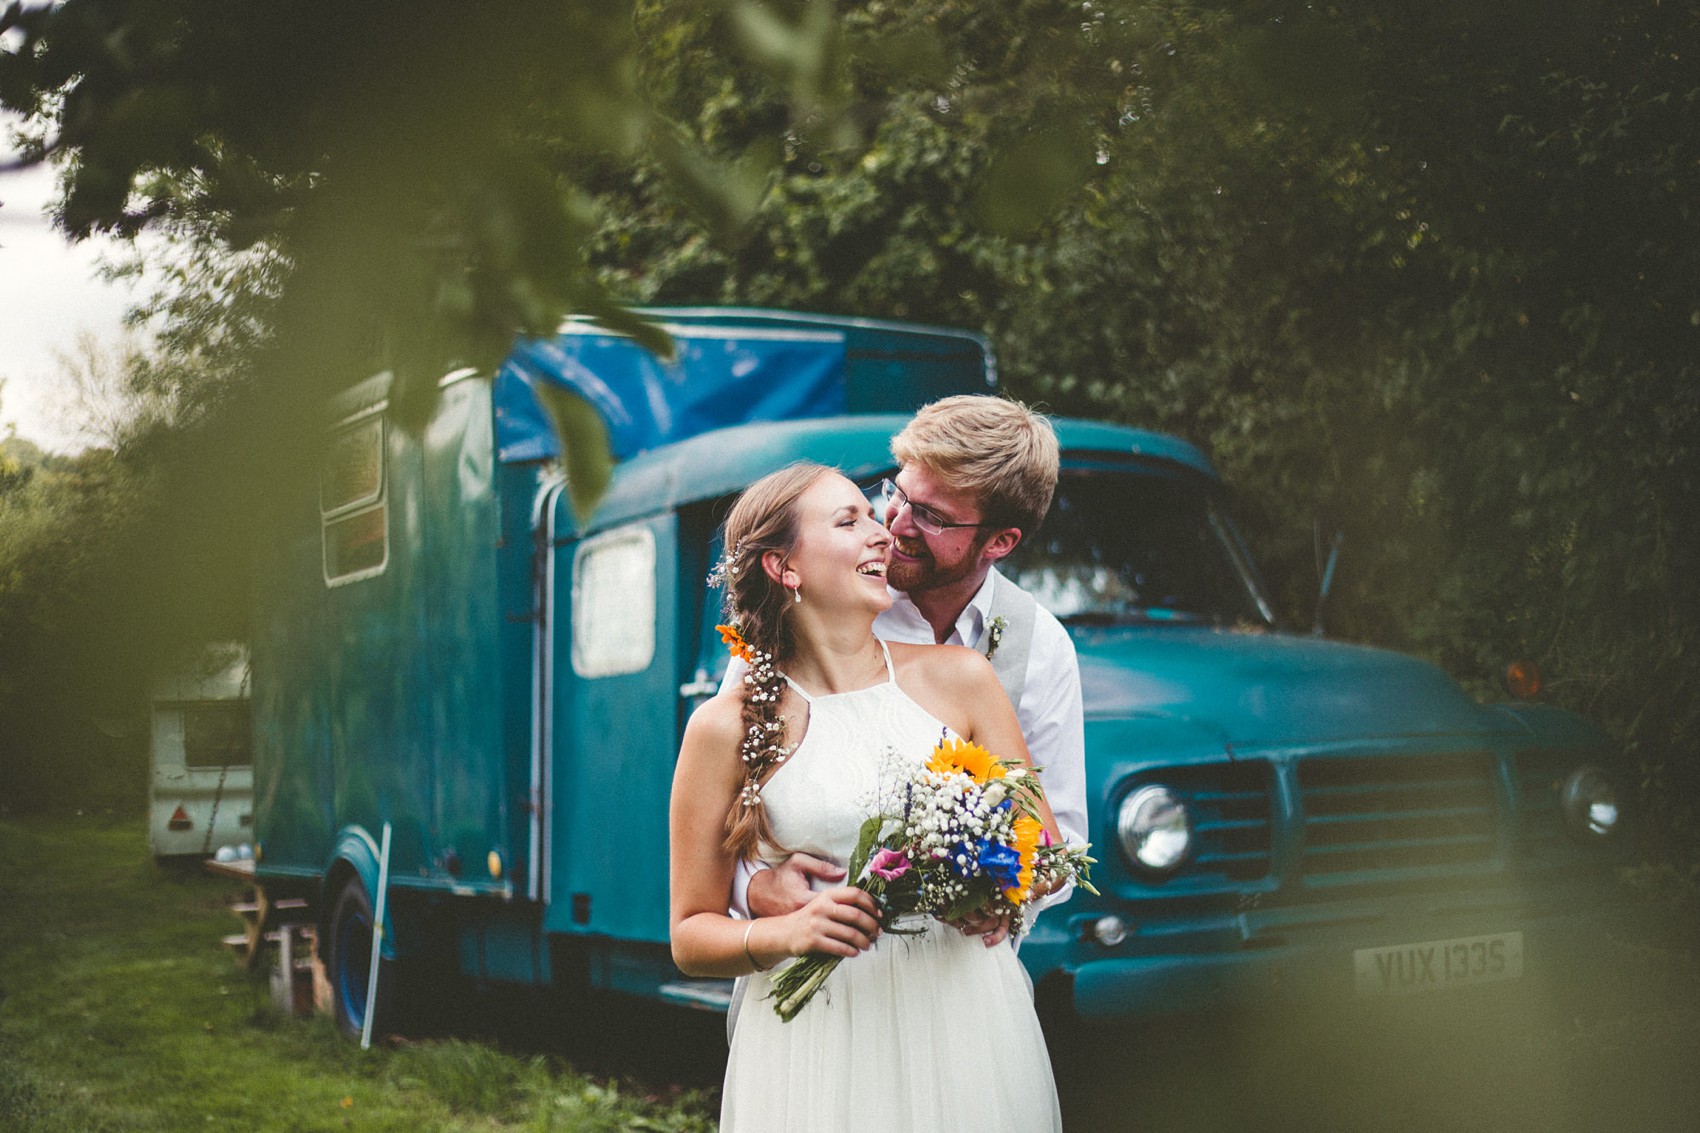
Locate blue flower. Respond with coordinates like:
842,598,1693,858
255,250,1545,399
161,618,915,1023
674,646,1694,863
946,842,977,879
975,839,1022,890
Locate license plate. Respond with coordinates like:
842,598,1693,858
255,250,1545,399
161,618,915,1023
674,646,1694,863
1353,931,1524,996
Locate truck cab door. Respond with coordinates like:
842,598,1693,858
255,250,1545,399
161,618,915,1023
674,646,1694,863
543,511,682,943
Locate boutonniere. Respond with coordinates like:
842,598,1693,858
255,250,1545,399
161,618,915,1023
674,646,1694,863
984,615,1008,661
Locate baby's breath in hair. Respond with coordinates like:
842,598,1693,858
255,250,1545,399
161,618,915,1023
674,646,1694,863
715,622,793,803
706,540,745,589
714,461,834,859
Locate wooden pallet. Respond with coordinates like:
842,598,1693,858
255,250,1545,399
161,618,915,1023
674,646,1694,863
220,893,310,970
208,857,324,1016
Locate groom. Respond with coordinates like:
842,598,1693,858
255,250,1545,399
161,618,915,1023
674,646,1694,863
738,394,1087,939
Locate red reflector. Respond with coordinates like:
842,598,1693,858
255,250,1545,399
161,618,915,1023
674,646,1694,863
1506,660,1543,700
168,806,193,831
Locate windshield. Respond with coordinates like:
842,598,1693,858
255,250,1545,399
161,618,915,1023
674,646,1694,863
1001,468,1276,628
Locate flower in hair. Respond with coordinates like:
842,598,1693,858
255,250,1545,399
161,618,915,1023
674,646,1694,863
733,637,796,809
716,623,754,663
707,540,745,588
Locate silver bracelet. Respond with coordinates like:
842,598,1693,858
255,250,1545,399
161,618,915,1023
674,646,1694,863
742,919,773,973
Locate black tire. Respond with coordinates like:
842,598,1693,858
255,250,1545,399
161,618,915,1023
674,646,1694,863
324,875,388,1041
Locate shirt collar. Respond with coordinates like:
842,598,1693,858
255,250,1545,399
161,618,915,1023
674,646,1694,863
879,567,1003,649
952,568,1001,649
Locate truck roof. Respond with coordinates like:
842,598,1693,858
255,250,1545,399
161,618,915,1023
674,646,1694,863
497,310,995,463
581,414,1220,532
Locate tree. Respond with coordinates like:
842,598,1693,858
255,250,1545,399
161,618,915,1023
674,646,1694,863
0,432,158,810
582,0,1700,860
4,1,1697,857
0,0,992,808
1,2,927,403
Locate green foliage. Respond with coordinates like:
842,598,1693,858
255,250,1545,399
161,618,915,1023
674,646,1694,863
0,442,158,810
390,1044,722,1133
0,0,879,529
0,0,883,398
0,1,882,797
585,0,1700,863
390,1041,533,1116
3,0,1696,861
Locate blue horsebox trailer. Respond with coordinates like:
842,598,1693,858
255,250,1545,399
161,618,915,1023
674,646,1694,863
252,308,1647,1039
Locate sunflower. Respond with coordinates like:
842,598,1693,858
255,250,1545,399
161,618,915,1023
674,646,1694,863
926,736,1003,784
1005,814,1043,901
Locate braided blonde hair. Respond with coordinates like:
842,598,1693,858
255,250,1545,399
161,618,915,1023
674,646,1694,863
713,462,832,859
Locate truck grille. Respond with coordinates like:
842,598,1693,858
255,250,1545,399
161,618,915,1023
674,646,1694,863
1511,748,1577,859
1297,752,1501,882
1170,761,1273,883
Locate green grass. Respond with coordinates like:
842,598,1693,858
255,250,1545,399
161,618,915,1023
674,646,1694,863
0,815,718,1132
8,814,1699,1132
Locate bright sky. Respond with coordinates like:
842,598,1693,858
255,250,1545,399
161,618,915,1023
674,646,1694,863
0,129,151,453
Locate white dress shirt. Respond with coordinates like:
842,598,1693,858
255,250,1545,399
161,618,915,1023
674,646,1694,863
872,567,1088,856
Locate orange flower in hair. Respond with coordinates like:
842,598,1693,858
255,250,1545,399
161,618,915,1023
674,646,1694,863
716,623,754,663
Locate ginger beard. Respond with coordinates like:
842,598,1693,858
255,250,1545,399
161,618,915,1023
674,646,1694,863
883,525,990,596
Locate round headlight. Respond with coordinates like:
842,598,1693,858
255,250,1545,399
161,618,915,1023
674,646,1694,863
1117,784,1191,874
1091,915,1129,948
1559,765,1622,840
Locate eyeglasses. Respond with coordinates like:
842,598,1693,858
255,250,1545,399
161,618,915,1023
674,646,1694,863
879,478,990,537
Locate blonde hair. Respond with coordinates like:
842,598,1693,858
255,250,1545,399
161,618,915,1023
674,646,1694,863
890,395,1059,536
715,462,833,859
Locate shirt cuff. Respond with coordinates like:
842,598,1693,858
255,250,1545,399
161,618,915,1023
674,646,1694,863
730,856,770,919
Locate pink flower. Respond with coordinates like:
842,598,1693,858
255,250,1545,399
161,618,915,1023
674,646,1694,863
869,848,912,880
1040,828,1054,848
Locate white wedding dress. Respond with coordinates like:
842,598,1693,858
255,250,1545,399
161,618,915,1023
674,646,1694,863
719,643,1063,1133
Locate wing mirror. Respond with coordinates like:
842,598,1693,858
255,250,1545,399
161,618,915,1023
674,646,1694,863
1312,523,1343,636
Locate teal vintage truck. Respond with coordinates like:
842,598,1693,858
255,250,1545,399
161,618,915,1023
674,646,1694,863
250,308,1637,1038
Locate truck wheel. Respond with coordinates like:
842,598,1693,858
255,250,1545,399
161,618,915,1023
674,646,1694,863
325,876,388,1040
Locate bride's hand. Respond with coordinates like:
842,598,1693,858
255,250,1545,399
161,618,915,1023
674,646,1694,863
950,907,1013,947
782,886,883,959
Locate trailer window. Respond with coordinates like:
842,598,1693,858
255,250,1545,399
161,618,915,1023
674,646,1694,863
183,702,253,768
572,527,657,677
321,416,388,585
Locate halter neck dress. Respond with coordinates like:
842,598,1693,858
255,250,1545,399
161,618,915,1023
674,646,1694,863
718,641,1062,1133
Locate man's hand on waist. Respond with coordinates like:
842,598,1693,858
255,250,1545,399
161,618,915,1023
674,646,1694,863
748,852,846,918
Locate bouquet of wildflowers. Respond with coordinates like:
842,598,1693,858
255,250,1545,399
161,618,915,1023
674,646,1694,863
767,735,1095,1022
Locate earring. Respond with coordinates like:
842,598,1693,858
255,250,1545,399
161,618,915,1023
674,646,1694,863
790,584,802,604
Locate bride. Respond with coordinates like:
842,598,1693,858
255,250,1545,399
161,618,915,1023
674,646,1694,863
669,461,1064,1132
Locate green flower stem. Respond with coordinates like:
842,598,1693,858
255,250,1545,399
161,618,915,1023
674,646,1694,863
771,955,842,1022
